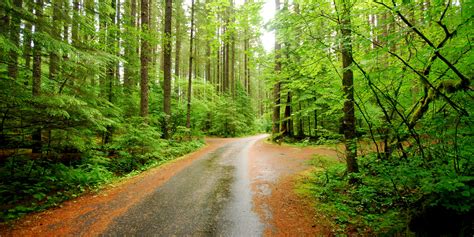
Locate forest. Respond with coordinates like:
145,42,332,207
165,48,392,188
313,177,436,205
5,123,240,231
0,0,472,235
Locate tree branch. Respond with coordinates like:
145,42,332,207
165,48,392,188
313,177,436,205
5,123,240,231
374,0,470,85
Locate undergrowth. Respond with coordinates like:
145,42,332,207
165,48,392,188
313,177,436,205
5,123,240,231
299,153,473,236
0,119,204,222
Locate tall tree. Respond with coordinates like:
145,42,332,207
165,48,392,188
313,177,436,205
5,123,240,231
281,0,293,138
140,0,150,117
163,0,172,138
32,0,44,153
124,0,137,91
338,0,359,176
186,0,195,129
7,0,22,80
282,91,293,136
272,0,282,138
49,0,61,82
174,0,183,95
23,2,33,77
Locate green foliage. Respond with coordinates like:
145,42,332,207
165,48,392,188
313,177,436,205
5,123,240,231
110,118,163,155
272,0,473,235
208,94,254,137
0,0,262,225
0,137,204,222
0,155,113,221
304,141,473,235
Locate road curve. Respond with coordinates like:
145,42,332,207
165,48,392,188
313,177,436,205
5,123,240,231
103,134,268,236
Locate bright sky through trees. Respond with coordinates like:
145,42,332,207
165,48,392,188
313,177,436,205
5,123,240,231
183,0,275,51
260,0,275,52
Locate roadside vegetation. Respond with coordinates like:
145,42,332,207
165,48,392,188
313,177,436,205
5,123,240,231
271,0,473,235
1,0,264,222
0,117,204,221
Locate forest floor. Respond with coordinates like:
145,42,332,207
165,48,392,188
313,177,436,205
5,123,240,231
0,135,339,236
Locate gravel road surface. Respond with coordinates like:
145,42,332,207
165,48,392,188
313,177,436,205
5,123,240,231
103,135,268,236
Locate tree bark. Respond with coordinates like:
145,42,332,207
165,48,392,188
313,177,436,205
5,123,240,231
0,2,9,38
314,109,318,138
140,0,150,118
7,0,22,80
229,0,235,96
32,0,44,153
282,91,292,137
339,0,359,176
23,2,33,78
72,0,79,46
297,102,304,138
163,0,172,138
216,27,221,93
223,24,229,93
244,34,250,95
174,0,182,97
49,0,61,82
272,0,281,137
205,42,211,84
124,0,137,90
186,0,195,129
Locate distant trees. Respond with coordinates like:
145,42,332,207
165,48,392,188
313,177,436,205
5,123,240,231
0,0,267,153
0,0,267,221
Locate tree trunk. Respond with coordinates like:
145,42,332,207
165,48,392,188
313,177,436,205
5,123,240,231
216,27,221,93
244,33,250,95
163,0,172,138
174,0,182,98
0,3,9,39
223,25,229,93
282,91,292,137
124,0,137,90
140,0,150,117
32,0,44,153
314,109,318,138
23,3,33,79
297,102,304,138
230,33,235,97
206,42,211,84
186,0,195,129
49,0,61,82
230,1,235,96
72,0,79,46
7,0,22,80
104,0,118,144
272,0,281,137
339,0,359,176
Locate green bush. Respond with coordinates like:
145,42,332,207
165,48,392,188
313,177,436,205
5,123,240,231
305,150,473,235
0,154,113,221
0,127,204,221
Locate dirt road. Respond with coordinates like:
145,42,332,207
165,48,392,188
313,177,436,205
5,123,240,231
1,135,336,236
